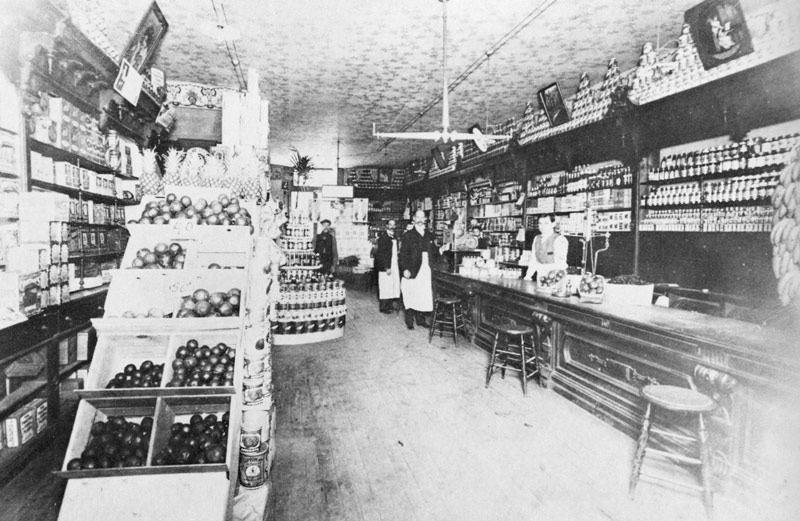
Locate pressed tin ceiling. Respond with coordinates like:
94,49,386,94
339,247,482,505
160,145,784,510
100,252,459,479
94,0,723,169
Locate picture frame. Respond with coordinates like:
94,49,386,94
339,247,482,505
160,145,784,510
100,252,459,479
538,82,570,127
120,1,169,73
684,0,753,70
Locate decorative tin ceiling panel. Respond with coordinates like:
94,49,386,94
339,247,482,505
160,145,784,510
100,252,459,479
93,0,779,168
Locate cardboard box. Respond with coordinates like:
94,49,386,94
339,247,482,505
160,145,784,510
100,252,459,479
54,162,80,189
3,405,36,447
30,152,54,183
6,245,48,271
0,178,19,219
0,271,20,312
59,334,78,365
31,116,54,144
20,192,70,222
77,329,90,361
30,398,48,434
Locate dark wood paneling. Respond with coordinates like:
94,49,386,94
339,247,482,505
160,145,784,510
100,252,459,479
638,232,773,299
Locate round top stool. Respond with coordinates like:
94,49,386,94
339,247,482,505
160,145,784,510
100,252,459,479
434,296,461,306
496,324,534,337
641,385,717,412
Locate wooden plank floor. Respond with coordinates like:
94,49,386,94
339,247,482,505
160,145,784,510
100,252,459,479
271,289,788,521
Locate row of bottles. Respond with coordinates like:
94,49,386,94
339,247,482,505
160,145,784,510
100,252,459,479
640,209,702,231
272,315,347,335
650,134,800,182
640,207,773,232
284,251,319,266
643,173,777,207
276,296,346,313
284,224,311,238
278,268,332,285
494,246,523,262
277,287,346,309
479,216,523,232
703,206,773,232
529,164,633,197
281,239,313,251
566,165,632,192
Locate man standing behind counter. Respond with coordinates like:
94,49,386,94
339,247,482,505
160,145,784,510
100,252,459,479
399,210,450,329
525,214,568,282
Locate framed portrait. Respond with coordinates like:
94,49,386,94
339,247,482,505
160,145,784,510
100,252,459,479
120,1,169,73
538,83,570,127
685,0,753,70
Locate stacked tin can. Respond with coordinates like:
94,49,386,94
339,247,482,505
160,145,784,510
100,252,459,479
239,331,275,489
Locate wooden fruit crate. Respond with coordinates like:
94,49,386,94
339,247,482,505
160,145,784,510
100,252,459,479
56,395,239,480
79,332,171,398
78,329,242,398
149,395,237,476
97,269,247,332
55,396,158,479
159,329,242,396
102,270,185,320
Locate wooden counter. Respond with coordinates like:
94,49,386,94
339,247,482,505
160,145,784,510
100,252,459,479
433,270,800,501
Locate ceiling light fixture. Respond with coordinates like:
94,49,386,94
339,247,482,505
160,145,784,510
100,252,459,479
373,0,510,147
210,0,246,90
375,0,561,152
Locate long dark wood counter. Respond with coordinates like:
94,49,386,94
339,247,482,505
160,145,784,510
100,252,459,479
433,270,800,502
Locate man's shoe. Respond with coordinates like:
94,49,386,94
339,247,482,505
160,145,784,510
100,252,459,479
406,323,415,330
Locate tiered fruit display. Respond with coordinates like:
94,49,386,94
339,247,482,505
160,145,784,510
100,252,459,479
105,361,165,389
579,272,605,301
66,416,154,470
152,413,228,466
771,146,800,306
177,288,241,318
134,194,252,228
166,339,236,388
130,242,186,269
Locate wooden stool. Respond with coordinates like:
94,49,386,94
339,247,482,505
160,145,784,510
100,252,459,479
629,384,717,519
484,324,539,396
428,296,467,345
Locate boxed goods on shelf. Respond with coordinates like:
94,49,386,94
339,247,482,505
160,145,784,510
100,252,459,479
3,403,36,447
59,334,78,365
30,397,48,433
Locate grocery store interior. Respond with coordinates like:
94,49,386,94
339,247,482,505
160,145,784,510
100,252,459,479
1,0,799,520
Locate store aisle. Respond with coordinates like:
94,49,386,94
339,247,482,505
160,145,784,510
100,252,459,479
270,289,758,521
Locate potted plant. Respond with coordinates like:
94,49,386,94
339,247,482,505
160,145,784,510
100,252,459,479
289,146,314,186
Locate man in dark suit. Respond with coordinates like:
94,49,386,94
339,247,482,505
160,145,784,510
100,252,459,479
375,220,400,313
313,219,338,275
398,210,450,329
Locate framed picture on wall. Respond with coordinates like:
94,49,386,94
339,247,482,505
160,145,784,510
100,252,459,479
120,1,169,73
538,82,570,127
685,0,753,70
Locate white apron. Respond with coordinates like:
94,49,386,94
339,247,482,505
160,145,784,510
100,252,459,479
401,252,433,312
378,240,400,300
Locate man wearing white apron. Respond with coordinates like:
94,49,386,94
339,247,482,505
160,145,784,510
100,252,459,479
399,210,450,329
375,220,400,313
